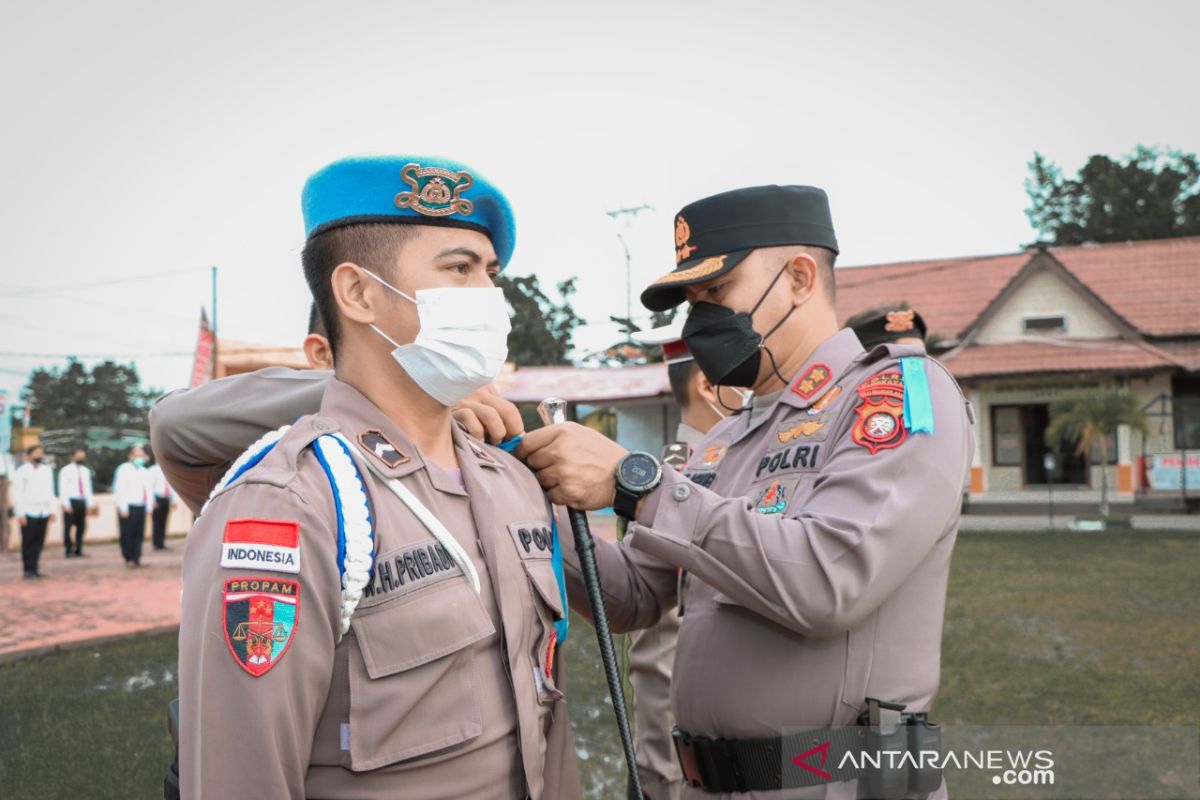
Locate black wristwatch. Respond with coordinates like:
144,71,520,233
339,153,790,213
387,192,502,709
613,452,663,521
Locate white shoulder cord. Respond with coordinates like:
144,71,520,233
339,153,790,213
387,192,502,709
331,433,481,596
311,435,375,638
200,424,293,516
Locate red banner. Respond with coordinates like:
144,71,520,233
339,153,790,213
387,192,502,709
190,309,215,388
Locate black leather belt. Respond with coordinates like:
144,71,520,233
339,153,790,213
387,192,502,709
672,725,871,793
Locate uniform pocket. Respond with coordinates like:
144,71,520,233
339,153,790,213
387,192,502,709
346,578,496,771
520,557,566,703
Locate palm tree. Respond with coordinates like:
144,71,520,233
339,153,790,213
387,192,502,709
1045,390,1150,518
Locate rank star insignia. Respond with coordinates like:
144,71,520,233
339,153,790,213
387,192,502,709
790,363,832,401
850,370,907,454
359,429,409,469
885,310,916,332
395,163,474,217
753,479,788,514
674,215,696,264
778,420,825,444
223,577,299,677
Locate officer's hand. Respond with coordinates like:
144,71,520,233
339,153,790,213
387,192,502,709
18,515,26,526
119,510,128,519
516,422,627,509
452,385,524,444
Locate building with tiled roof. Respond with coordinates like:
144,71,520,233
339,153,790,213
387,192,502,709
837,237,1200,505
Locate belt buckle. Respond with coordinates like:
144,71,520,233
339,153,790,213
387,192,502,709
672,727,707,789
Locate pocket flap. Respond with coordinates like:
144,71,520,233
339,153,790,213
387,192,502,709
521,557,565,619
351,579,495,678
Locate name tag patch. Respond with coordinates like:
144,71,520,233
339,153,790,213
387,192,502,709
755,444,821,478
507,521,554,560
362,539,463,605
221,519,300,574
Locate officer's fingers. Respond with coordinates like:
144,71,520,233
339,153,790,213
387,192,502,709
474,391,524,439
451,408,486,441
534,463,563,492
514,425,560,460
524,444,562,472
467,401,506,444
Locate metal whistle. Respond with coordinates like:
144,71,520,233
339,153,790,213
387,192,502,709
537,397,568,427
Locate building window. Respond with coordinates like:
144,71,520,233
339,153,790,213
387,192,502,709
992,406,1023,466
1022,314,1067,333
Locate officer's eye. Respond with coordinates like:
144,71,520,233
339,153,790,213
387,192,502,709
444,262,471,275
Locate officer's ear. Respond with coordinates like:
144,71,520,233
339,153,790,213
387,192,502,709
693,368,719,408
330,262,385,325
303,333,334,370
785,252,820,307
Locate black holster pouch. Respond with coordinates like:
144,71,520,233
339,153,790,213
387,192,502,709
906,717,943,796
858,698,944,800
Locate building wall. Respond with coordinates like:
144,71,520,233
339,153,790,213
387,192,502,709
968,375,1166,495
975,268,1120,344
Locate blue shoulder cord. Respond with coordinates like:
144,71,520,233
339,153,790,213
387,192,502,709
498,435,570,644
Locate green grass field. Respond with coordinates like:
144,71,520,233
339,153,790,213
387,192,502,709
0,531,1196,799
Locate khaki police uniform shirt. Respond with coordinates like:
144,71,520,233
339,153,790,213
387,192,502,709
174,378,580,800
566,328,972,799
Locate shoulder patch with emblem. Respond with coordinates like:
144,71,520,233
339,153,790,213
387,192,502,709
221,519,300,574
851,370,907,455
806,385,842,415
223,576,299,677
753,479,788,514
791,363,832,401
698,444,727,469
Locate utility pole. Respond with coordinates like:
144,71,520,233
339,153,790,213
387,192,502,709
606,205,653,340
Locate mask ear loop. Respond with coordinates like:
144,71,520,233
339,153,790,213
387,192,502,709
752,259,800,386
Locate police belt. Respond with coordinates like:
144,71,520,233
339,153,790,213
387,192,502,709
673,713,940,795
673,724,869,793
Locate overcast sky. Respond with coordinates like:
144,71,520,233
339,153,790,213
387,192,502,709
2,0,1198,407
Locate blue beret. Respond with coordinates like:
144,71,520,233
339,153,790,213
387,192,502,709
301,155,516,269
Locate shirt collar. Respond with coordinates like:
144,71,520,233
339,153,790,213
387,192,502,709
778,327,867,411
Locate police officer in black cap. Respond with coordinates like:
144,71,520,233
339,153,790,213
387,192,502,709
519,184,971,798
844,305,928,350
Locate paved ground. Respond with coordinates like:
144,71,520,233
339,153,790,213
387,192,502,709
0,536,184,663
0,515,621,664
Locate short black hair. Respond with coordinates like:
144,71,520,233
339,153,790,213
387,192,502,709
667,360,698,409
302,223,419,359
307,302,325,337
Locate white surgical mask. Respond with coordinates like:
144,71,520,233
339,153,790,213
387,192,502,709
364,270,511,406
706,387,754,419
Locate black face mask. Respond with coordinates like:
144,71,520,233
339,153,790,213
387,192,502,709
33,457,44,465
682,263,795,388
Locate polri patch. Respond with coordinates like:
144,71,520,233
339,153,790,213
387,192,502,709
223,576,299,677
851,370,907,455
221,519,300,574
791,363,832,401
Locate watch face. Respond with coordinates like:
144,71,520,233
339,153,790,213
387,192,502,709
619,453,660,490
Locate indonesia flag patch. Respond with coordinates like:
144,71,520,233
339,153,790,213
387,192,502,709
221,519,301,574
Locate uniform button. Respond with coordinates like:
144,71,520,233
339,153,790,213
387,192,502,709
672,485,691,502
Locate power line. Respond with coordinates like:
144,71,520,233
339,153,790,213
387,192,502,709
0,352,190,362
2,266,210,298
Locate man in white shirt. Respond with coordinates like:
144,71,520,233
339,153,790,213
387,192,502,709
58,448,94,558
113,445,152,568
146,457,175,550
13,444,56,578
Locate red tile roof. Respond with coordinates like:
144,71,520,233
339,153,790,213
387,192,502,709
836,236,1200,340
942,339,1184,381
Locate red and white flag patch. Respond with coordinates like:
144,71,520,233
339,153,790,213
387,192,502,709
221,519,301,574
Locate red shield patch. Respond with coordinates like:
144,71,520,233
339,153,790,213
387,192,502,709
850,370,907,455
223,576,300,677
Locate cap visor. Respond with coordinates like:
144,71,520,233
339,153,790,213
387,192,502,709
639,248,752,312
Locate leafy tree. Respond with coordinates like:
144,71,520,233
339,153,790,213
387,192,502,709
1045,391,1149,518
20,359,157,489
496,274,584,366
1026,146,1200,245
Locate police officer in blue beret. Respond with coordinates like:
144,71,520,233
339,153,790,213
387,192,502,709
168,156,581,800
